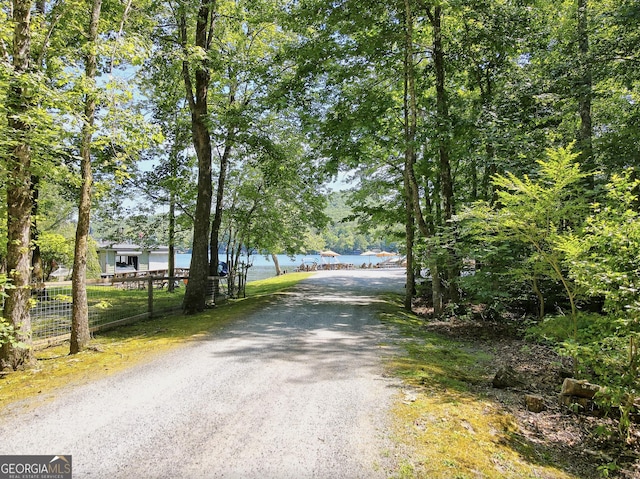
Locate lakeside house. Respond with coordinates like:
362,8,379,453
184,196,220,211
96,242,170,277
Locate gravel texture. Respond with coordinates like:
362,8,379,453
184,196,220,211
0,269,405,478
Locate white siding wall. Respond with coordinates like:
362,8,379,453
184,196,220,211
149,253,169,271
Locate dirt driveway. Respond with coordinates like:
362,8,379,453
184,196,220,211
0,269,405,478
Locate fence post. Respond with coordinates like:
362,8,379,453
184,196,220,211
148,276,154,318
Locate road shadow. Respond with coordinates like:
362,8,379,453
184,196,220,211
206,270,406,384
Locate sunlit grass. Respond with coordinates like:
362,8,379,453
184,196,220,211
379,294,579,479
30,284,186,340
0,272,312,414
245,272,311,296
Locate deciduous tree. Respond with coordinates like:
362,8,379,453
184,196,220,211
176,0,216,314
70,0,102,354
1,0,36,369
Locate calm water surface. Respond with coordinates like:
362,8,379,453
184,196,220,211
175,253,397,283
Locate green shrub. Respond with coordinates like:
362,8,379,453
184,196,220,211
527,312,640,438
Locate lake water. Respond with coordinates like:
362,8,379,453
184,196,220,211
175,253,400,283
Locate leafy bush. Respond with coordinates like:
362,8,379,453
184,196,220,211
560,170,640,315
456,145,588,327
459,149,640,437
0,319,28,351
0,274,27,350
556,170,640,436
527,310,640,437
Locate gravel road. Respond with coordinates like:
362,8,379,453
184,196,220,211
0,269,405,479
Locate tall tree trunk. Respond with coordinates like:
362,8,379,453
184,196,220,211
430,260,443,316
30,175,44,287
577,0,593,183
71,0,102,354
466,21,497,205
482,161,498,205
404,192,415,312
271,253,282,276
180,1,215,314
430,6,454,222
1,0,35,370
208,79,237,280
209,140,233,278
470,158,478,201
428,5,458,304
29,0,46,293
168,189,176,292
404,0,443,312
167,129,181,293
402,0,418,311
403,0,428,237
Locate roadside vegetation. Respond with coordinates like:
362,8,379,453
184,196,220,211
380,294,638,479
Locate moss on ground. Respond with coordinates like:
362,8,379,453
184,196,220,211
379,294,580,479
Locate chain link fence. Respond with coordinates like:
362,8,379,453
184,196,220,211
27,274,234,347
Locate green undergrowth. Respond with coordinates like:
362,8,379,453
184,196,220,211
527,311,638,389
527,311,640,442
379,294,579,479
0,272,312,413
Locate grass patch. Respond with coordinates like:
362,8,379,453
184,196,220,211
379,294,580,479
244,273,312,297
30,284,187,341
0,272,312,414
